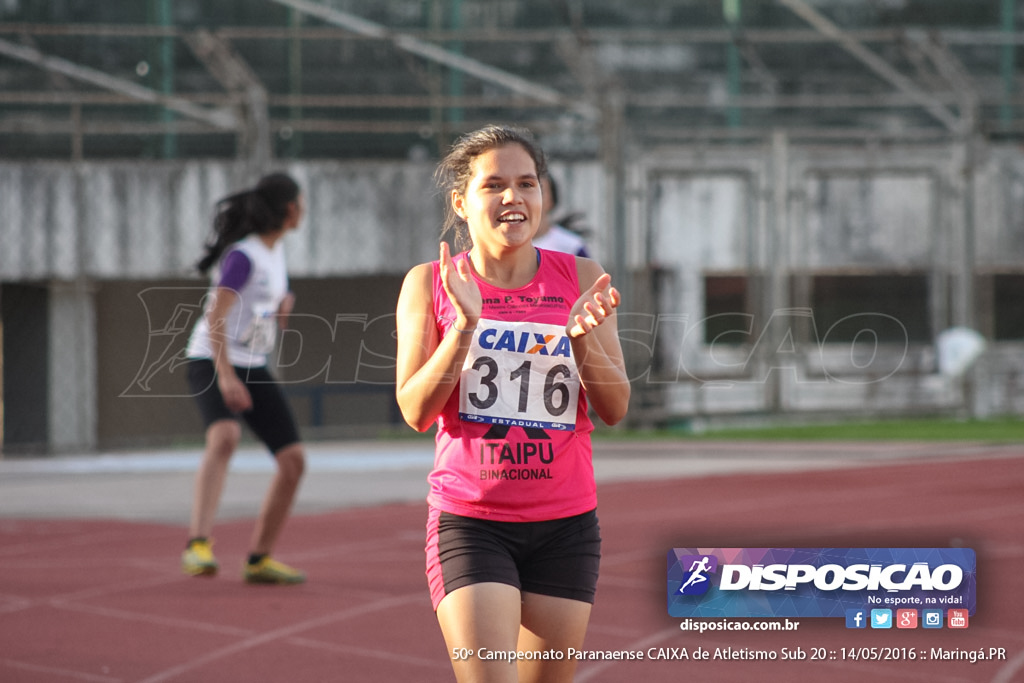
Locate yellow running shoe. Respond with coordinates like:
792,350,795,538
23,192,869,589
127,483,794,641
181,539,219,576
243,557,306,585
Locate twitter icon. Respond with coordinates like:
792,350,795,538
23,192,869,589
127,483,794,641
870,609,893,629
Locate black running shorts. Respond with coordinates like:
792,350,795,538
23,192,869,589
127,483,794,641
186,358,300,454
425,507,601,610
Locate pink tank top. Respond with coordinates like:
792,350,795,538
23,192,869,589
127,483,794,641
428,248,596,522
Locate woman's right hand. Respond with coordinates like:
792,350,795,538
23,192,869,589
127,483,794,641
218,372,252,413
438,242,482,331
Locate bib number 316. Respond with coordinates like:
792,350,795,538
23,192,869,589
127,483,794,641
459,319,579,431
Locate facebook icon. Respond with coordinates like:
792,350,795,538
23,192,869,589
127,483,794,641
846,609,867,629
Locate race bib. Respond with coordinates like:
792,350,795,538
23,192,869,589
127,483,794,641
459,319,580,431
239,304,278,354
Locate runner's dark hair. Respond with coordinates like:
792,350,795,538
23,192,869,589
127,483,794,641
196,172,300,274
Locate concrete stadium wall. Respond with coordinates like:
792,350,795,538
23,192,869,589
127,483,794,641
0,160,606,280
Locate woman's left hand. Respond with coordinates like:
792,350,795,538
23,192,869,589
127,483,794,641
567,272,620,338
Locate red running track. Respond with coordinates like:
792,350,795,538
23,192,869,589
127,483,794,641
1,446,1022,683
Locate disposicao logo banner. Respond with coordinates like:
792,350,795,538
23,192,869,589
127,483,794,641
667,548,976,618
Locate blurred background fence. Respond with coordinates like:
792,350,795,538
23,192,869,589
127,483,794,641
2,1,1024,453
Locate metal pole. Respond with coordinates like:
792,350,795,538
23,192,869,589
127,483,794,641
70,102,83,161
959,125,978,331
154,0,177,158
725,0,742,128
1002,0,1016,125
288,8,304,157
447,0,464,125
767,129,790,413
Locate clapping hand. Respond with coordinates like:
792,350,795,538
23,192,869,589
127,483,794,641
438,242,482,329
567,272,619,338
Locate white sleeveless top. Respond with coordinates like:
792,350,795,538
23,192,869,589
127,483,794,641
186,234,289,368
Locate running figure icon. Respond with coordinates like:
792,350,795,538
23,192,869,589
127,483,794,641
679,556,712,593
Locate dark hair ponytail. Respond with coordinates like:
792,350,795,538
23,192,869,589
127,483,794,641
196,172,300,274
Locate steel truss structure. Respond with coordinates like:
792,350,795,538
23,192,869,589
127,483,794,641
2,0,1024,162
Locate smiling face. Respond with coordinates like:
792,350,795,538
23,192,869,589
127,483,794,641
452,143,542,252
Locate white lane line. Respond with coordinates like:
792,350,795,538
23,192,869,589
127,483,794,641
2,659,122,683
135,592,425,683
990,646,1024,683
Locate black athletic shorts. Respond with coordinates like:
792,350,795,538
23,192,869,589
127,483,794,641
186,358,300,454
425,507,602,610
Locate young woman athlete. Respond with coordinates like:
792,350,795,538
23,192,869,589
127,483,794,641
181,172,307,585
395,125,630,682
